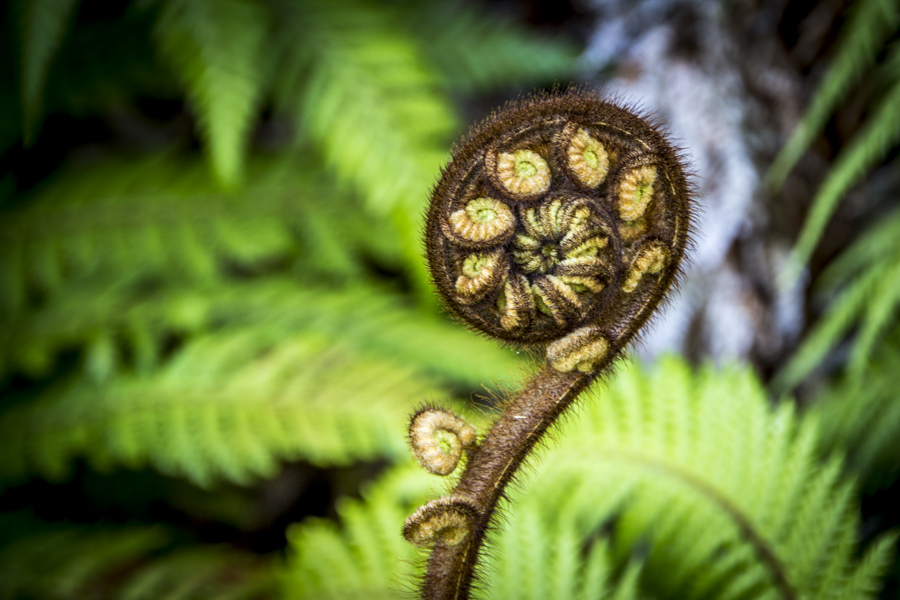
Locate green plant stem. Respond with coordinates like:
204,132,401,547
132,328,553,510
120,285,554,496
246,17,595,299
423,364,592,600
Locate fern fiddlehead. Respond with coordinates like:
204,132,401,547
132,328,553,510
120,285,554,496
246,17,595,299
404,90,694,599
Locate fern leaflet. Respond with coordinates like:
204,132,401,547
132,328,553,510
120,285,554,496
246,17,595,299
537,357,894,600
812,331,900,492
766,0,900,189
0,277,520,386
773,208,900,391
780,57,900,287
0,154,397,314
287,358,893,599
154,0,267,187
0,328,453,489
17,0,79,143
280,0,458,299
0,511,274,599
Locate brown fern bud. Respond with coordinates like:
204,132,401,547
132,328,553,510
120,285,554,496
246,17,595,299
409,408,478,476
425,90,692,373
403,495,479,547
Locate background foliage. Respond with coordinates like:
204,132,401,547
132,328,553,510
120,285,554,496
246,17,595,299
2,0,900,598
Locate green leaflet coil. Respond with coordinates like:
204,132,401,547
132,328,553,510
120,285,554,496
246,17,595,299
425,91,692,373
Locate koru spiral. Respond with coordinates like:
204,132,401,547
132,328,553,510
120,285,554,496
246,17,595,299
408,90,694,600
425,91,691,374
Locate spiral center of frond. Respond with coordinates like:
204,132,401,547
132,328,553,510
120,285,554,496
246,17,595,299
426,95,690,374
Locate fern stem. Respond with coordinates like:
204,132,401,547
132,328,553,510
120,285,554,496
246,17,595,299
423,365,591,600
408,91,695,599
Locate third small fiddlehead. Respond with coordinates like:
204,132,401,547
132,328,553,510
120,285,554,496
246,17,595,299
404,89,695,600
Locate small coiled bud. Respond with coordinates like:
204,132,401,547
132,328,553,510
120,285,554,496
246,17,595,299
403,495,479,547
425,91,692,374
409,408,478,476
546,325,610,373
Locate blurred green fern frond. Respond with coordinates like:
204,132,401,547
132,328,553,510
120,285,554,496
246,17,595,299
0,277,520,386
0,512,275,600
274,0,458,298
17,0,79,143
544,357,895,600
0,328,452,489
283,465,430,600
773,208,900,391
154,0,268,188
811,332,900,492
286,0,456,215
283,464,645,600
0,153,398,313
767,0,900,190
478,469,644,600
11,1,171,153
404,2,580,93
7,0,581,296
767,0,900,286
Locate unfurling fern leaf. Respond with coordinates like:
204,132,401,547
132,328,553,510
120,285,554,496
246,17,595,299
0,512,275,599
154,0,268,188
283,464,644,600
773,208,900,391
0,329,456,489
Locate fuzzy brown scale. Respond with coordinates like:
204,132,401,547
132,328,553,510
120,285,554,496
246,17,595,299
409,90,694,600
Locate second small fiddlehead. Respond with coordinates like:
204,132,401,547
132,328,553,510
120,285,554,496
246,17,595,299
405,90,695,600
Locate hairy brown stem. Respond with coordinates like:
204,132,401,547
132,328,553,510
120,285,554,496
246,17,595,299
423,365,593,600
406,90,695,599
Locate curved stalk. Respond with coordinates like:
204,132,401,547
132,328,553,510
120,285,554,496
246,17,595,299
405,89,695,600
422,365,591,600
